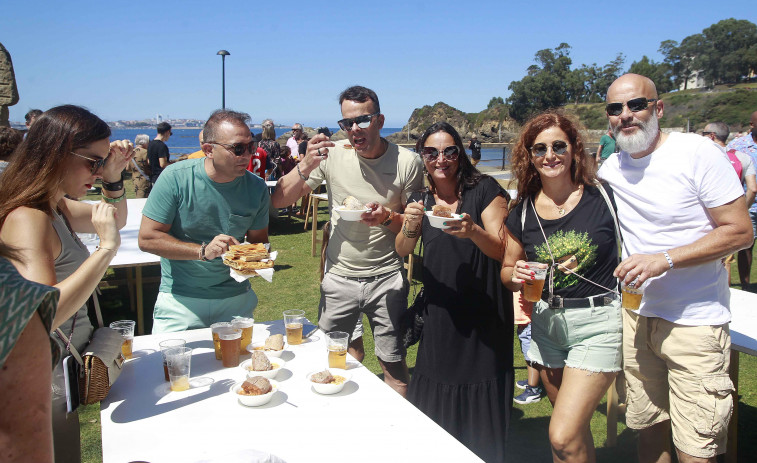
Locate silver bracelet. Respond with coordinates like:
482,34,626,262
296,164,308,181
663,250,674,269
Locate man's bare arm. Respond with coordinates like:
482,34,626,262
138,216,239,261
271,134,333,208
745,174,757,208
615,196,753,285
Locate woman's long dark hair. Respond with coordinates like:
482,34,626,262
415,122,485,198
0,105,111,228
510,111,594,203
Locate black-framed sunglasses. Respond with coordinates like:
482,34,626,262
337,112,379,132
701,131,715,136
207,141,256,156
529,140,569,157
605,97,658,116
420,145,460,162
71,152,107,174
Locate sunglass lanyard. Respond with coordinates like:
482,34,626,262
528,196,620,299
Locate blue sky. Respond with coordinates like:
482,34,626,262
2,1,753,127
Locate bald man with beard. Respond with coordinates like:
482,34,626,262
598,74,753,463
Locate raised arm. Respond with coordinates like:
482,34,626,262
3,203,121,329
396,200,424,257
271,134,333,208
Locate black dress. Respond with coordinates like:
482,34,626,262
407,177,514,463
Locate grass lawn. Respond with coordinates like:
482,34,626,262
78,177,757,462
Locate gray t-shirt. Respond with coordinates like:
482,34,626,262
306,140,424,277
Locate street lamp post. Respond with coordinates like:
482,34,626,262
217,50,230,109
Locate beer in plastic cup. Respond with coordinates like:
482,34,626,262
165,347,192,392
621,282,643,310
231,317,254,354
283,310,305,345
109,320,136,359
522,262,548,302
326,331,349,369
159,339,186,382
210,322,231,360
219,328,242,368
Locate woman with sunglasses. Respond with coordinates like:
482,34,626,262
0,104,134,462
397,122,512,462
501,111,621,463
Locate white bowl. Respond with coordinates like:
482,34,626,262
247,341,284,358
231,380,278,407
306,368,353,395
240,356,287,379
335,207,370,221
425,211,462,229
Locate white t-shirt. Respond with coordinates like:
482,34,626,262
598,132,744,325
305,140,424,277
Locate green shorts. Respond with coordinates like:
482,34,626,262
152,290,257,333
528,295,622,373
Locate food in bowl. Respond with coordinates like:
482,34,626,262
307,369,352,394
425,211,462,229
264,334,284,351
342,196,364,210
251,351,271,371
432,205,453,218
239,376,271,396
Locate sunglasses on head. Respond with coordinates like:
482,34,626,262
529,140,568,157
420,145,460,162
71,151,107,174
208,141,256,156
337,112,379,132
605,97,658,116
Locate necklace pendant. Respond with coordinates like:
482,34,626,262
558,208,565,215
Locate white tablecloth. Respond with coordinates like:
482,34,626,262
730,288,757,356
83,198,158,268
100,322,482,463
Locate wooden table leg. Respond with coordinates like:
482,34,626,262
725,350,739,463
136,266,145,335
606,378,618,447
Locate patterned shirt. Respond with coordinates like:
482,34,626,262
727,133,757,211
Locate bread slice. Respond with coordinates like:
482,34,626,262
432,205,453,218
241,376,272,395
341,196,364,210
264,334,284,351
251,351,272,371
310,370,335,384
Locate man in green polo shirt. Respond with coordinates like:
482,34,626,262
139,109,269,333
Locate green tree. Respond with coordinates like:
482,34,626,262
628,56,675,93
487,96,505,109
507,43,573,123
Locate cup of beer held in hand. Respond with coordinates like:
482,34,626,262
283,309,305,345
232,317,254,354
621,281,644,311
109,320,136,359
326,331,349,369
210,322,232,360
522,262,548,302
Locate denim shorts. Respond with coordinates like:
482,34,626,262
517,323,533,363
527,295,622,372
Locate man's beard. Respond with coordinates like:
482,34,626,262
612,112,659,154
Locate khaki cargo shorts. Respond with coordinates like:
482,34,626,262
622,310,734,458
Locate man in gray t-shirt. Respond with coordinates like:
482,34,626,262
272,86,423,396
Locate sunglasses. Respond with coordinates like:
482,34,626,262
701,131,715,136
420,145,460,162
605,97,658,116
71,151,107,174
208,141,256,156
529,140,568,157
337,112,379,132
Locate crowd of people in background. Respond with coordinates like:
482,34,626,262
1,76,756,463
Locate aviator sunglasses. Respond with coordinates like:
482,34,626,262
605,97,658,116
420,145,460,162
71,152,107,174
207,141,257,156
529,140,568,157
337,112,379,132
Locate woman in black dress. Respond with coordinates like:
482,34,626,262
396,122,513,462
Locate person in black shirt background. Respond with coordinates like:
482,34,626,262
147,121,172,184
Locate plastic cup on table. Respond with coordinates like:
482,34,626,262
159,339,186,382
165,347,192,392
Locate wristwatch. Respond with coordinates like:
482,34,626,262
381,209,394,226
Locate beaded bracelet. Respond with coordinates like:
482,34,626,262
663,250,674,269
102,191,125,204
402,220,420,238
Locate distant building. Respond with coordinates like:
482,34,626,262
679,70,706,91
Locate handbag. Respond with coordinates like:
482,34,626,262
400,240,425,349
55,289,125,405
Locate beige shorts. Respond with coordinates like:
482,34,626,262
622,310,734,458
